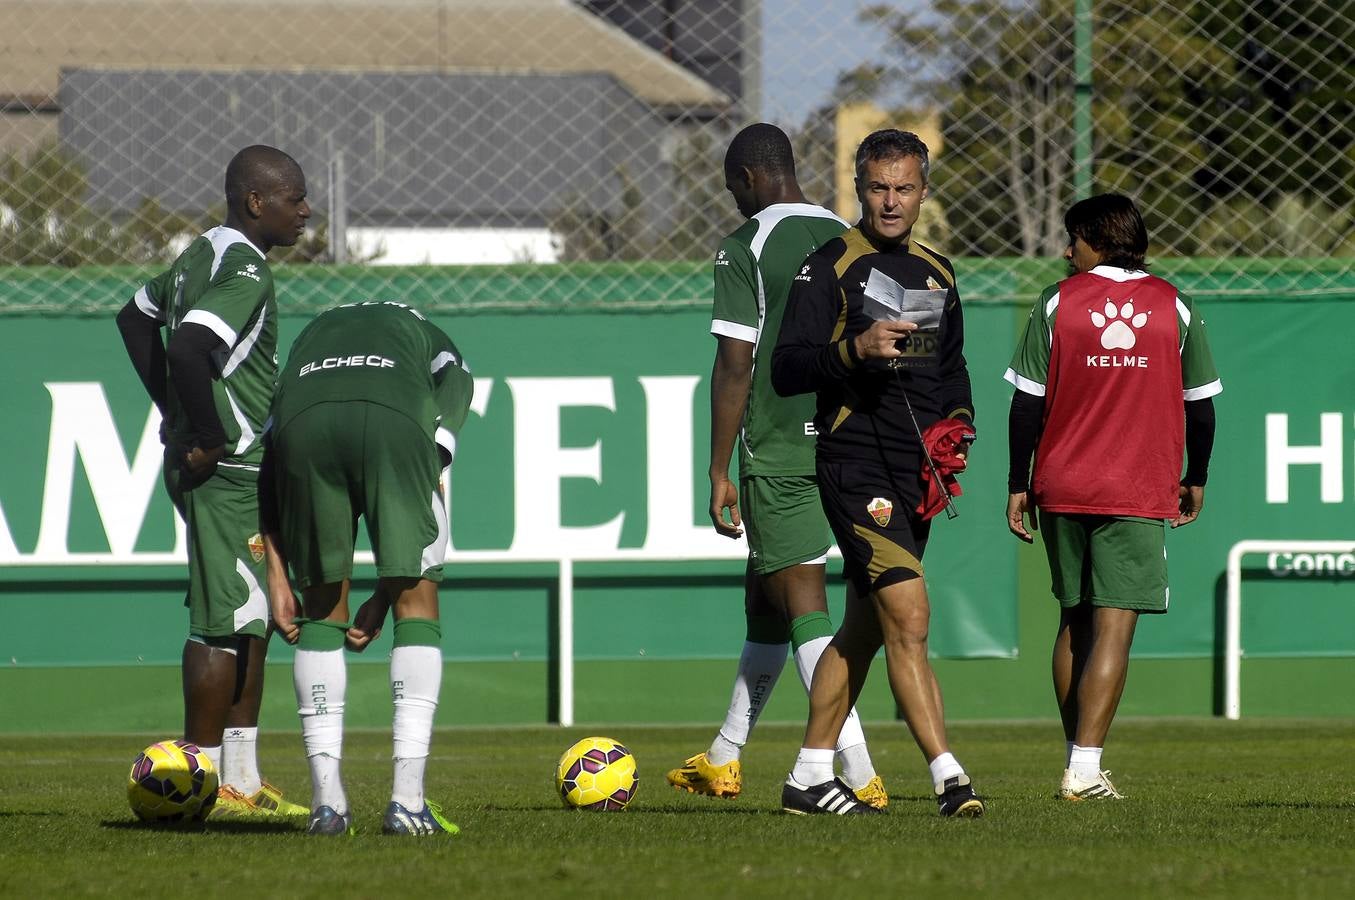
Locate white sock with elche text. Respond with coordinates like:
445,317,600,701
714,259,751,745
294,647,348,814
391,645,442,810
709,641,787,766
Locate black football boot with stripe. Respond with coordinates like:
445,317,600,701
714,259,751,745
781,776,882,815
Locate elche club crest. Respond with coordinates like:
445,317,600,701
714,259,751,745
867,497,893,527
247,533,265,563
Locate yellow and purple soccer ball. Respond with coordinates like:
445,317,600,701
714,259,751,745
555,736,638,811
127,740,218,823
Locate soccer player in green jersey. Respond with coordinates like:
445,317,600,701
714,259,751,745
116,145,311,818
260,300,474,837
664,123,886,808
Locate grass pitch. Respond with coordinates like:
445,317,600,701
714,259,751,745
2,719,1353,898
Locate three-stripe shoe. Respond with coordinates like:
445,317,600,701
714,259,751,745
1059,768,1124,801
935,774,985,817
381,800,461,836
782,776,882,815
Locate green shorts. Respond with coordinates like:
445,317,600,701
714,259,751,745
272,402,447,590
1039,512,1168,613
741,475,832,575
164,454,269,639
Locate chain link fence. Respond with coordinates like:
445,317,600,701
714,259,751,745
1,0,1351,314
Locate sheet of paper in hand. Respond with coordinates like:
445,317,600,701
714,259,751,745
863,269,948,329
863,269,949,368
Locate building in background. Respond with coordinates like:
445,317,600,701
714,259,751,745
2,0,749,264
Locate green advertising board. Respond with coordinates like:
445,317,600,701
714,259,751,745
2,265,1352,719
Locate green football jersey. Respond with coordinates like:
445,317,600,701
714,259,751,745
273,301,473,463
134,226,279,468
710,202,847,477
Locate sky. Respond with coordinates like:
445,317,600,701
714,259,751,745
759,0,911,125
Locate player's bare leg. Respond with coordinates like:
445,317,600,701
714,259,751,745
182,639,237,750
801,584,880,751
782,588,882,815
874,577,983,816
380,576,458,835
873,578,948,758
295,579,354,834
1074,607,1138,748
1052,602,1093,742
1058,604,1136,800
769,570,883,800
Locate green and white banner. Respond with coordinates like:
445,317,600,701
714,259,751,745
1,281,1350,666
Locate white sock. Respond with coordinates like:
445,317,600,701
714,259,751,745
1070,744,1103,780
928,751,964,787
199,744,222,776
710,641,787,765
792,635,830,691
790,747,835,787
391,645,442,810
707,734,741,767
837,736,876,790
295,648,347,813
221,726,261,795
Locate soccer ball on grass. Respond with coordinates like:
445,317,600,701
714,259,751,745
556,736,638,811
127,739,218,823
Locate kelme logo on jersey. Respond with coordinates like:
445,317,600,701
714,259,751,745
247,533,265,563
867,497,893,527
794,265,812,283
236,263,262,283
714,249,730,267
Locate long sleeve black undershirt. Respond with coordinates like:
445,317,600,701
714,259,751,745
1007,392,1217,492
116,300,169,415
1007,389,1044,493
1182,397,1215,486
165,322,229,450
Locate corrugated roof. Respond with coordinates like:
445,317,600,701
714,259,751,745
2,0,729,111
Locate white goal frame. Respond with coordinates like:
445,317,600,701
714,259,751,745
1225,539,1355,720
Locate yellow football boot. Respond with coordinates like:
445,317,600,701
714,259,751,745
248,780,309,817
665,752,742,799
852,775,889,810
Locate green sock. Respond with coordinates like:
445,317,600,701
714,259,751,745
393,617,442,648
789,611,832,651
297,619,348,651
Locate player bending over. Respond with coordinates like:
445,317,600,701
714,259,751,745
260,300,473,836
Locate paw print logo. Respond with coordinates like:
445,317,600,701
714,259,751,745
245,264,257,275
1090,299,1149,350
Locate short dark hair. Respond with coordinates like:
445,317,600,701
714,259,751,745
1065,193,1149,270
724,123,796,177
854,129,929,182
224,145,302,212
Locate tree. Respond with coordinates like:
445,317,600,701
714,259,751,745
845,0,1354,258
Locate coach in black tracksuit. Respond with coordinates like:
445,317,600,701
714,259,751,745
771,129,984,818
